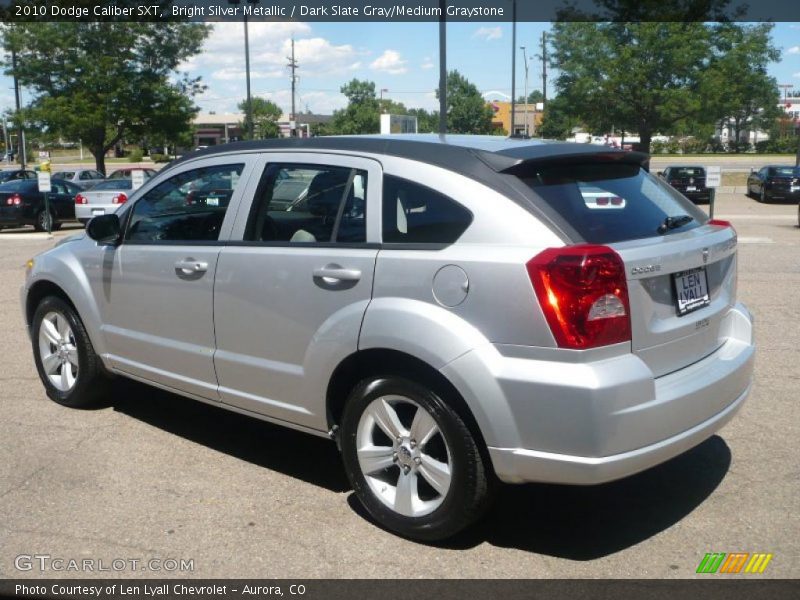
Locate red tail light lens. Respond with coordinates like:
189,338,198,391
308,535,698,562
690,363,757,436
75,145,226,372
526,245,631,349
708,219,736,235
75,194,87,205
7,194,22,206
112,193,127,205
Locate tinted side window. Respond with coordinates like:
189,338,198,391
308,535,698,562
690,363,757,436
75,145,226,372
382,175,472,244
126,163,243,243
245,164,367,244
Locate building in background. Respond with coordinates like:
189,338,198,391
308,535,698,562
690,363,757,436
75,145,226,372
490,101,544,137
192,112,332,146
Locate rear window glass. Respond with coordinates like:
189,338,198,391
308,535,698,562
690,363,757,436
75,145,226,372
91,179,133,191
53,171,75,179
768,167,798,176
670,167,705,177
521,163,706,244
0,179,36,192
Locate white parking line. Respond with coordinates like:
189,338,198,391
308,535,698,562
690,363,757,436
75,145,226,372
715,214,796,220
738,236,775,244
0,233,54,241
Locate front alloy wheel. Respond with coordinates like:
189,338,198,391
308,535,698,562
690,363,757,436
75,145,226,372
38,311,79,392
32,296,108,407
341,376,493,541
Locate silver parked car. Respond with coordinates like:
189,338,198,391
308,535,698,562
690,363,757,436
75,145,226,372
52,168,105,190
74,178,133,224
21,136,755,540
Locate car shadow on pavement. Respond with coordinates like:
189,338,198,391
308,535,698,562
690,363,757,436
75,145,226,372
345,435,731,557
107,379,350,493
444,435,731,558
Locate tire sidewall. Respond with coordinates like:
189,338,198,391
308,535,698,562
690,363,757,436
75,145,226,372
340,376,482,541
32,297,95,407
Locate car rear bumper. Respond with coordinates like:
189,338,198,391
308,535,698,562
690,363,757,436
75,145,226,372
75,203,118,221
488,383,748,485
442,303,755,485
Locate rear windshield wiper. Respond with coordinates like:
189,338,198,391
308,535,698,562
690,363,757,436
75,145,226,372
657,214,694,234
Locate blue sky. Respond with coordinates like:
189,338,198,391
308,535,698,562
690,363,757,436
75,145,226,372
3,22,800,118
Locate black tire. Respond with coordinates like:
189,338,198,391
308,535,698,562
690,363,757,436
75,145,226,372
31,296,108,408
34,209,55,232
340,376,494,541
52,222,63,231
760,187,768,204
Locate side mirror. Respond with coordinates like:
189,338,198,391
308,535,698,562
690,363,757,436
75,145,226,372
86,214,121,245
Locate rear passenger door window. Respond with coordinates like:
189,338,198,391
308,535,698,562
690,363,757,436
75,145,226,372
126,163,244,242
245,164,367,244
382,175,472,244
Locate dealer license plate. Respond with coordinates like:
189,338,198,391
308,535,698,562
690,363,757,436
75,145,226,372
673,267,710,316
686,186,696,191
91,209,105,216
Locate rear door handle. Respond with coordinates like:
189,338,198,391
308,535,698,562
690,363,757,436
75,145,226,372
175,259,208,274
313,265,362,282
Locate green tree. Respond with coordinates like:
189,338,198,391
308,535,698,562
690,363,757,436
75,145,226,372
2,22,209,173
550,22,718,153
538,95,583,140
517,90,545,105
329,78,381,134
407,108,439,133
703,23,781,153
239,97,283,139
438,70,494,134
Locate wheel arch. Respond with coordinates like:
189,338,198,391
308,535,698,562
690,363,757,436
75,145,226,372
325,347,493,472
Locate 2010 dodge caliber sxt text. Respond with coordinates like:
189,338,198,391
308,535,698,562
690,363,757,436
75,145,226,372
22,135,754,541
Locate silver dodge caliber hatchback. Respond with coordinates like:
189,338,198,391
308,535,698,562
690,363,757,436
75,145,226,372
22,136,755,540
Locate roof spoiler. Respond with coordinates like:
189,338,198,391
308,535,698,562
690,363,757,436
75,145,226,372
475,147,650,175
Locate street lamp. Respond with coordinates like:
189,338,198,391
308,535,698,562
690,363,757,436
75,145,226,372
520,46,529,137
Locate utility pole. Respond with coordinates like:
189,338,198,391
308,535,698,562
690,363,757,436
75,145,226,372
11,47,26,168
438,0,446,135
541,31,548,105
520,46,529,137
510,0,517,136
244,14,253,140
287,38,298,137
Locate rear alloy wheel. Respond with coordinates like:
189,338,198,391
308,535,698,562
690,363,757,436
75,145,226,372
340,376,493,541
32,296,107,407
760,187,768,203
34,209,55,232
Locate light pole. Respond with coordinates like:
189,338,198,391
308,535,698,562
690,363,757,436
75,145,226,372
380,88,389,112
520,46,529,137
229,0,257,140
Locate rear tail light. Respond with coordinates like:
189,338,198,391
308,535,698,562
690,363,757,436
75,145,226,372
75,194,87,204
708,218,736,235
6,194,22,206
527,245,631,349
669,179,680,185
112,193,127,205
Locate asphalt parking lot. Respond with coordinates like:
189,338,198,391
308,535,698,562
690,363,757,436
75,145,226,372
0,193,798,579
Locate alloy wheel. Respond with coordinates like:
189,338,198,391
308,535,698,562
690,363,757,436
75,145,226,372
355,394,452,518
38,311,79,392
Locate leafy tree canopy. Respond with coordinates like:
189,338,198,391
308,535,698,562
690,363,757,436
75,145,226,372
239,97,283,139
2,22,210,172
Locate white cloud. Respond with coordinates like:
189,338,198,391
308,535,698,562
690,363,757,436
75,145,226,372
178,23,360,80
420,57,435,70
787,46,800,55
370,50,408,75
473,26,503,41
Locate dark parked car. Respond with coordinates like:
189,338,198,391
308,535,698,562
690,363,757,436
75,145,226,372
0,178,81,231
0,169,37,183
658,166,711,203
746,165,800,203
